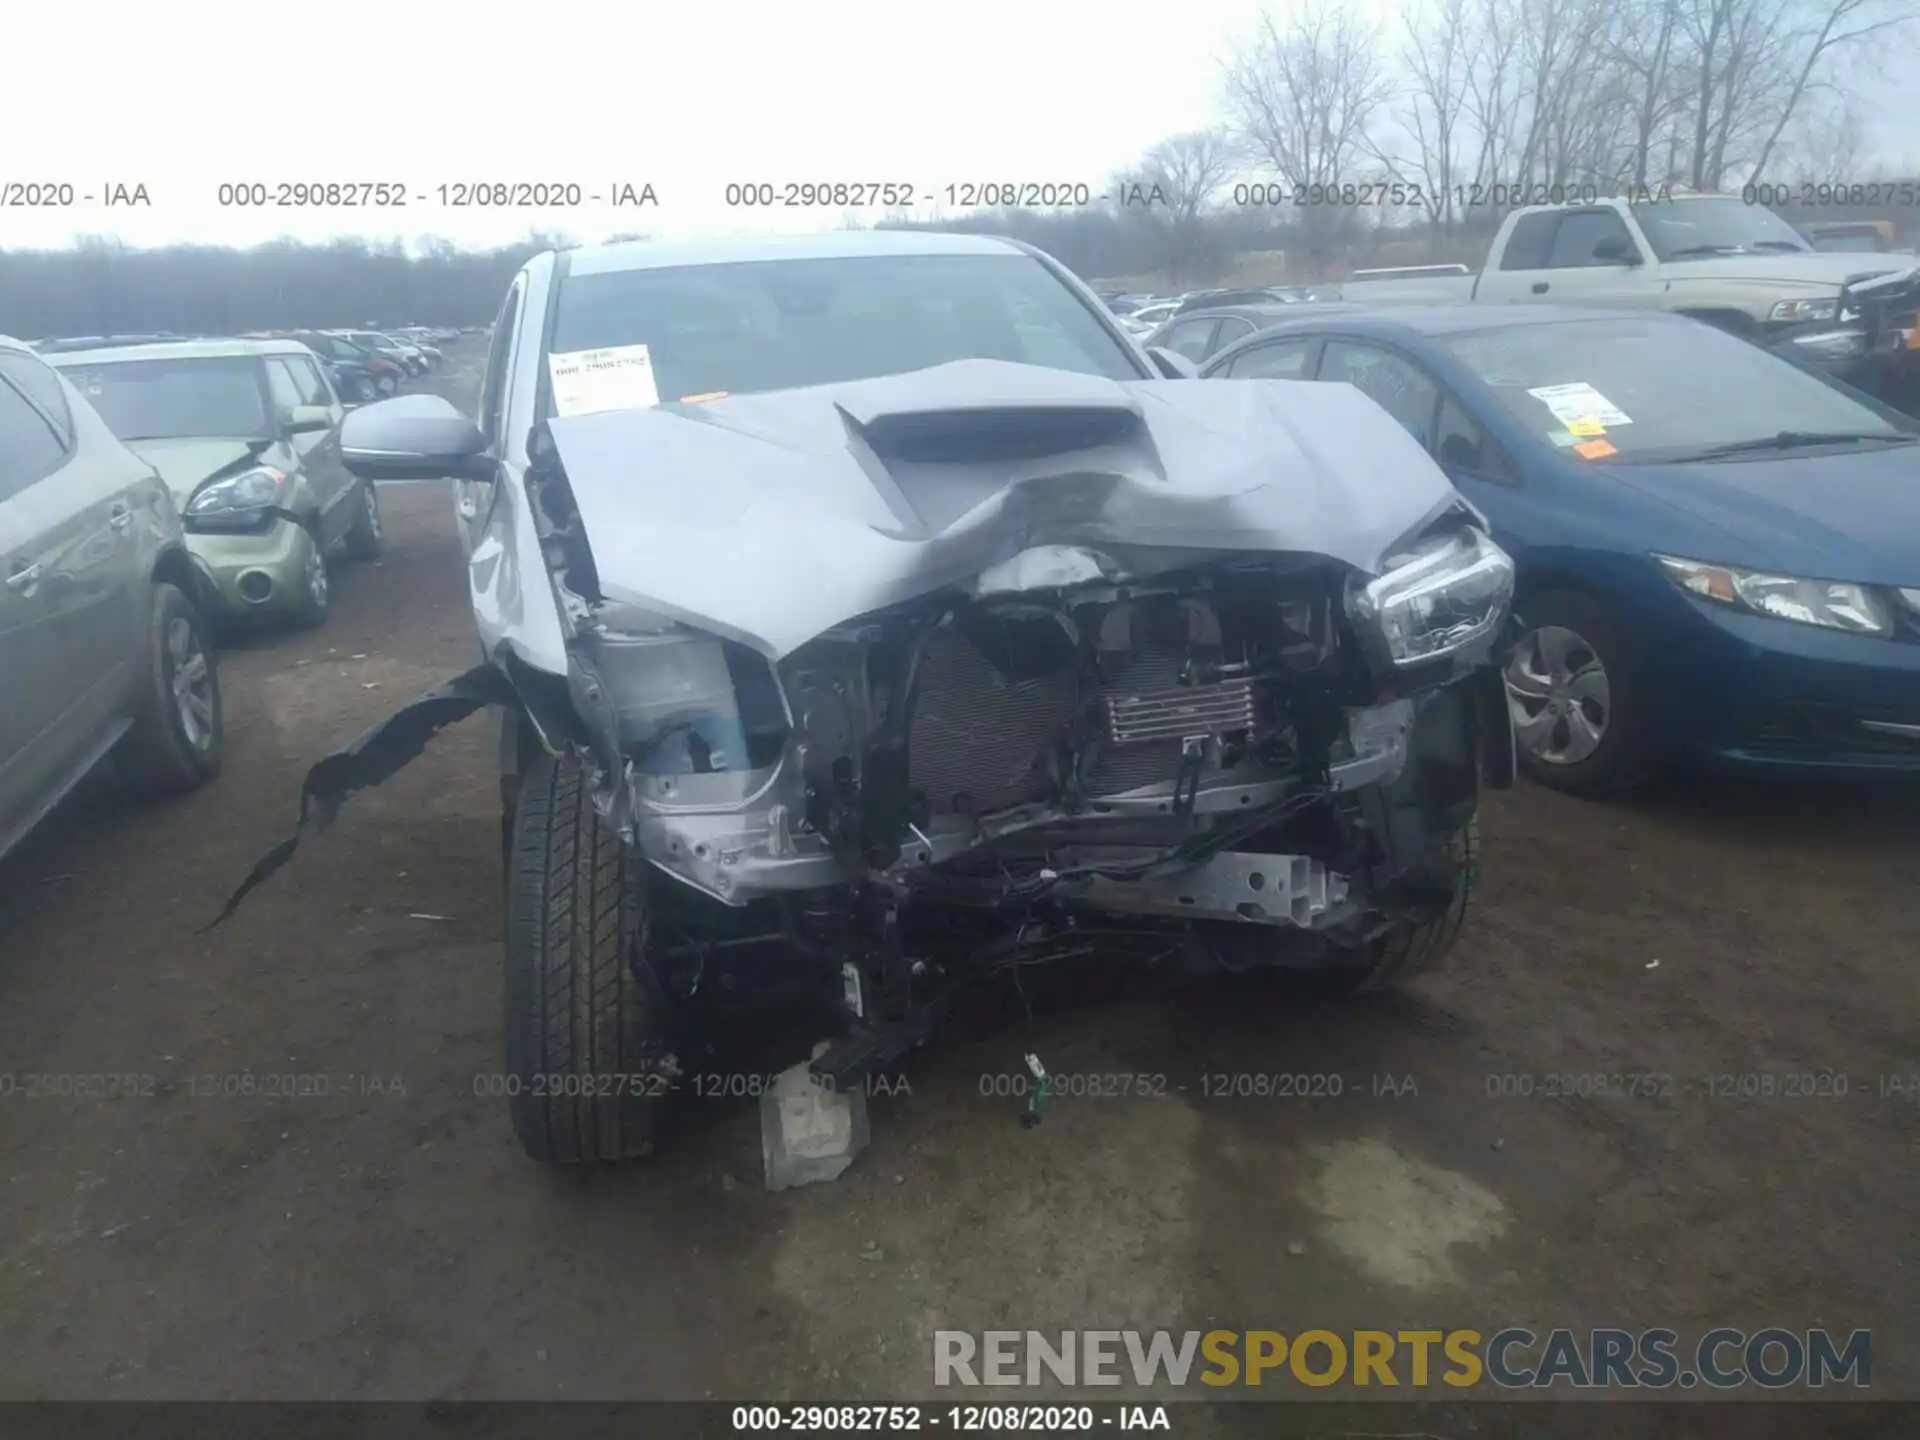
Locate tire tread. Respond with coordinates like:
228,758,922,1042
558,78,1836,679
505,755,658,1163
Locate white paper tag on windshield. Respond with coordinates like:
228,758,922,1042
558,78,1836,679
548,344,660,416
1528,382,1631,427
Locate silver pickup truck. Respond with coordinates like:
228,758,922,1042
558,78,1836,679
1338,193,1920,403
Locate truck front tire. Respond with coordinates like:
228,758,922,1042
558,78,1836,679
503,754,668,1163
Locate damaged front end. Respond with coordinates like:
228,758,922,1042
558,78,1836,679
516,377,1516,1082
215,364,1516,1142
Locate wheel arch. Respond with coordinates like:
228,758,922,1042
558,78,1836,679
150,543,210,616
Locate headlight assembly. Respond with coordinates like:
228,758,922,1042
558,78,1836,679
1654,554,1894,636
1349,527,1516,667
185,465,287,518
1769,297,1842,324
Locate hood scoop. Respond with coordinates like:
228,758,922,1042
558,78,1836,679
844,401,1143,465
839,396,1155,539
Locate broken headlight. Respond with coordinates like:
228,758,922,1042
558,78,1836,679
1654,555,1895,636
1349,527,1515,667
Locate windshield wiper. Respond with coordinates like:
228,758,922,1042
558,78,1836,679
1678,430,1917,460
1751,239,1808,252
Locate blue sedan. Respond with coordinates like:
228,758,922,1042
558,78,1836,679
1200,305,1920,794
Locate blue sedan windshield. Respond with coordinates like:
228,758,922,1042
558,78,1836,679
1441,316,1913,462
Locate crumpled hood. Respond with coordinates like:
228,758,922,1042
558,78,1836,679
544,360,1467,659
126,436,277,502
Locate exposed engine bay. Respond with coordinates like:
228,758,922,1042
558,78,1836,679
492,372,1518,1082
572,558,1432,933
212,363,1517,1101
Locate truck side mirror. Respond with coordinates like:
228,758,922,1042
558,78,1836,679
1593,237,1640,265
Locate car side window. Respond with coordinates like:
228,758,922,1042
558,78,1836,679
1499,212,1560,270
1319,341,1440,446
1547,209,1636,268
1212,317,1256,351
0,372,69,502
1432,394,1515,483
264,359,305,416
479,284,522,446
1223,337,1314,379
287,355,336,407
0,351,74,448
1161,318,1219,363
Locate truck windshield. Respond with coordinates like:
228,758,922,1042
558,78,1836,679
1632,198,1810,258
548,253,1145,403
1441,315,1912,463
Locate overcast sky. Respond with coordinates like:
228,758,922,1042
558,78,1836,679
7,0,1916,252
7,0,1262,250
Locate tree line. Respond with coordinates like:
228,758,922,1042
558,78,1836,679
4,0,1914,338
1112,0,1916,279
0,232,597,341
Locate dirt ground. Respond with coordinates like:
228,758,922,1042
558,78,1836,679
1,342,1914,1432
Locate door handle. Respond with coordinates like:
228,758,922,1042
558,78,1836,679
1531,281,1550,294
5,562,42,593
108,503,133,531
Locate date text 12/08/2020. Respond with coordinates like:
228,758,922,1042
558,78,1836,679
720,182,1171,209
211,182,658,209
731,1405,1171,1432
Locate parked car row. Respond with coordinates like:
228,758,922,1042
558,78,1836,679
0,317,459,864
1,334,228,866
0,317,481,876
1098,285,1334,339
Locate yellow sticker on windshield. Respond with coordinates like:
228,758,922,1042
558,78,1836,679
1567,419,1607,437
678,391,730,404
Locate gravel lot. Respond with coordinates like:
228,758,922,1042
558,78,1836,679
1,340,1914,1433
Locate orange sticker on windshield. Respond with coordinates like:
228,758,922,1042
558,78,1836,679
1574,438,1618,459
678,390,730,404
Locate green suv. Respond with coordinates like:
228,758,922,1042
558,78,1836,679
51,339,383,628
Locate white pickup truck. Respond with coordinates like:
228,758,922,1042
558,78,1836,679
1341,193,1915,332
1337,192,1920,404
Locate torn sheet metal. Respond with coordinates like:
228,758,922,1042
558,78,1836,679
542,359,1468,660
203,664,519,930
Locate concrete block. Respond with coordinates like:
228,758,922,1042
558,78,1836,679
761,1046,871,1191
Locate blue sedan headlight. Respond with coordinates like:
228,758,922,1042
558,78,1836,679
1349,527,1516,666
1654,554,1895,636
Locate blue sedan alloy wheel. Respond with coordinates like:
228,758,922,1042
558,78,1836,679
1501,590,1649,797
1507,624,1611,766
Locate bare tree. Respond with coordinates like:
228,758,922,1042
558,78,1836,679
1747,0,1916,179
1113,128,1236,282
1222,0,1391,266
1381,0,1476,231
1604,0,1687,186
